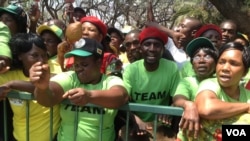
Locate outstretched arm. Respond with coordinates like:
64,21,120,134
30,61,65,107
195,90,250,120
145,21,185,48
63,85,129,108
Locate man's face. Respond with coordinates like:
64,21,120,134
175,19,196,48
220,22,237,45
141,38,164,64
124,32,141,63
201,30,222,49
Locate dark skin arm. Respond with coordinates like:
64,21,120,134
145,21,185,48
0,57,11,74
0,81,35,101
30,61,129,108
173,95,200,138
195,90,250,120
28,3,40,33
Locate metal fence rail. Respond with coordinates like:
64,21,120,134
3,91,183,141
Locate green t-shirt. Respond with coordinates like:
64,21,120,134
174,76,200,101
196,78,250,141
123,59,180,121
51,71,124,141
0,22,11,58
180,61,195,78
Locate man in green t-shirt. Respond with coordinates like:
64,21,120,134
122,26,180,140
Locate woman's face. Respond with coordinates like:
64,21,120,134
0,13,17,36
109,32,123,50
216,49,245,88
201,30,222,49
19,44,48,76
74,56,102,84
41,31,60,57
192,49,216,80
81,22,103,42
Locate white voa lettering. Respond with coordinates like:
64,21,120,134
226,129,246,136
240,129,246,136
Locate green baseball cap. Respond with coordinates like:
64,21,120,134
65,38,103,58
186,37,216,57
0,4,27,21
37,25,63,40
0,22,11,59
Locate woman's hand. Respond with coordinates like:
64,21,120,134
179,101,200,139
63,88,91,106
29,62,50,90
0,59,10,74
0,84,11,101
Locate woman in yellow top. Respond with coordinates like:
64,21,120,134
0,33,60,141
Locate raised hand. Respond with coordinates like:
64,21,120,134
29,62,50,90
0,59,10,74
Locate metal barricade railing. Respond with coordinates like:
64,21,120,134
3,91,183,141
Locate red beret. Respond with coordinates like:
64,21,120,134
139,27,168,44
80,16,107,37
195,24,222,39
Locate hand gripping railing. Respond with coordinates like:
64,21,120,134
3,91,183,141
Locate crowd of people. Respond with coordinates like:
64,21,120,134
0,2,250,141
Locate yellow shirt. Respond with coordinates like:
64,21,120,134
0,70,60,141
48,55,62,75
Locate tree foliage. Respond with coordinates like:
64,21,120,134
208,0,250,39
2,0,250,37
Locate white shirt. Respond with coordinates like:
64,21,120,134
165,37,189,70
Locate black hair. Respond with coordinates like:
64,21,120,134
9,33,46,69
190,47,218,63
108,27,124,41
218,42,250,73
74,7,86,15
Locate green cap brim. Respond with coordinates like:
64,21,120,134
0,7,17,15
186,37,215,57
64,50,92,58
